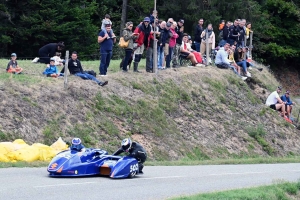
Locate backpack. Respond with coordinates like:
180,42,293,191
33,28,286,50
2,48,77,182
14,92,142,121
84,70,96,77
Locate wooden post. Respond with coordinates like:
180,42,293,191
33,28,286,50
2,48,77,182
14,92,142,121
153,1,157,74
64,51,69,89
249,31,253,59
205,31,209,66
244,34,247,60
120,0,128,36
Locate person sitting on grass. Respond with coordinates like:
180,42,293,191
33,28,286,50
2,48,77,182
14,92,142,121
180,33,203,67
43,58,60,78
265,86,287,118
6,53,23,74
281,90,294,120
61,51,108,87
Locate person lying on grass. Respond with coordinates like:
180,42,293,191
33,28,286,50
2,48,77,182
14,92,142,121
43,57,60,78
6,53,23,74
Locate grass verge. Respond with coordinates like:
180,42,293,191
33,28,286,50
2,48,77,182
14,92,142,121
170,181,300,200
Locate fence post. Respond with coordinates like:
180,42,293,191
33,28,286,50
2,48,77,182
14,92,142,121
249,31,253,59
64,51,69,89
244,34,247,60
205,31,209,66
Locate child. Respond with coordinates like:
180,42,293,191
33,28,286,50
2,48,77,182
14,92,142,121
101,14,116,39
43,58,60,77
6,53,23,74
52,52,64,66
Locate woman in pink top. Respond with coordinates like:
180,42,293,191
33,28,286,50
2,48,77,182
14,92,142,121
166,22,179,68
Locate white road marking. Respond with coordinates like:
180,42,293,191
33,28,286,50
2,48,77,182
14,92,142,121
135,176,186,180
33,170,300,188
33,181,97,188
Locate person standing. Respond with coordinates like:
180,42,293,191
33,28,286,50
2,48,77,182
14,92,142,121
193,18,204,52
157,21,166,70
172,19,184,68
166,22,178,68
121,22,139,72
98,21,116,76
132,17,153,72
200,24,215,62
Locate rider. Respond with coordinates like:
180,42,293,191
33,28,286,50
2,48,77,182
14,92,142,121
113,138,147,173
70,138,86,152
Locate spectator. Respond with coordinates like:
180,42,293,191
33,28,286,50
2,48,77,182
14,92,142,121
52,52,64,66
200,24,215,63
157,21,166,70
194,18,204,52
237,19,246,47
215,43,247,80
166,22,178,68
180,33,203,66
101,14,116,39
219,20,225,31
227,46,242,76
133,17,153,72
233,46,251,77
61,51,108,86
219,21,231,47
42,57,60,78
6,53,23,74
227,19,240,45
265,86,286,117
121,21,139,72
98,21,116,76
281,91,294,119
149,10,158,25
33,42,65,64
162,22,173,69
172,19,184,68
246,22,252,39
167,18,174,23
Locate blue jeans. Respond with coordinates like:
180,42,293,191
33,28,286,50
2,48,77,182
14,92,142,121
99,50,112,75
194,42,200,52
236,60,247,73
166,47,174,68
157,45,164,69
122,49,133,71
75,72,101,84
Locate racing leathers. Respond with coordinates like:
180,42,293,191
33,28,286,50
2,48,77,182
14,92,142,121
113,141,147,172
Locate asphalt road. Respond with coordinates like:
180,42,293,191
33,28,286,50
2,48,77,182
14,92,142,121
1,163,300,200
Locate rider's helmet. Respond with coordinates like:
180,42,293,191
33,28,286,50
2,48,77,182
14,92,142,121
71,138,83,151
121,138,132,152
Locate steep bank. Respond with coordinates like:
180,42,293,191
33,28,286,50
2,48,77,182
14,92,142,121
0,63,299,161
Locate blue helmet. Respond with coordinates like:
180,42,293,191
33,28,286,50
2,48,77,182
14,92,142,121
121,138,132,152
71,138,83,151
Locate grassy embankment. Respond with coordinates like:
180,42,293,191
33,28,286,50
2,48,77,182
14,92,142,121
0,58,300,167
171,181,300,200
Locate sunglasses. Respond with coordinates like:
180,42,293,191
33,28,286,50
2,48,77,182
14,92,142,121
129,26,133,27
144,21,149,23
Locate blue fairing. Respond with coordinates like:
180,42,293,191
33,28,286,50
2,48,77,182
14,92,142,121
47,148,108,176
98,155,139,179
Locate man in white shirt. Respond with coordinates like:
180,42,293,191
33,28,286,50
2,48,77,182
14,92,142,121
265,86,286,116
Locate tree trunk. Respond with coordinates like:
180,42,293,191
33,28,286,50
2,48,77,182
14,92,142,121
120,0,128,36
